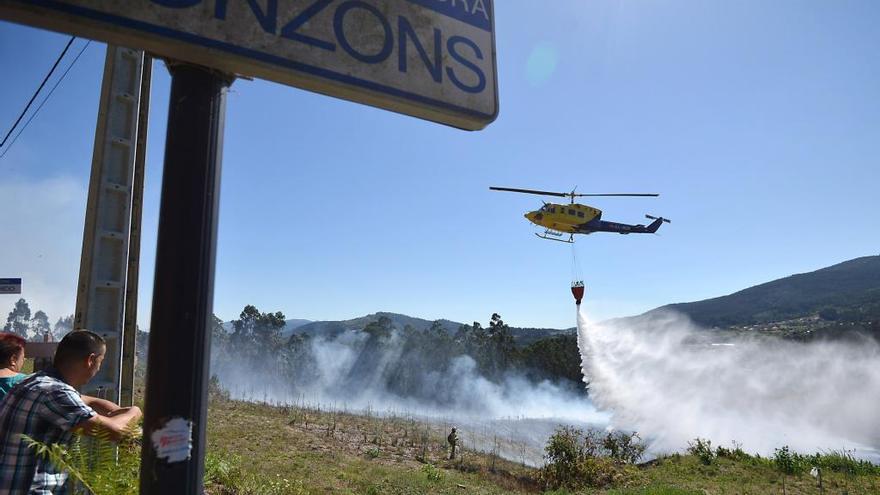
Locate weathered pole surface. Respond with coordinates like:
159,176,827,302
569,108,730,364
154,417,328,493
74,46,148,402
139,62,233,494
120,53,152,408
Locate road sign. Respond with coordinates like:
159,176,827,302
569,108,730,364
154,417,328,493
0,0,498,130
0,278,22,294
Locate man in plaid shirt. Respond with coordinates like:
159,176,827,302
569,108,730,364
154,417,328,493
0,331,142,494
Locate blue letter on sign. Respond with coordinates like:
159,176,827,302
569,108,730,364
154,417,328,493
215,0,278,34
334,1,393,64
281,0,336,51
398,16,442,82
151,0,200,7
446,36,486,94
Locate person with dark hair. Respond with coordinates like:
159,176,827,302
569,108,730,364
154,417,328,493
0,329,142,493
0,333,27,402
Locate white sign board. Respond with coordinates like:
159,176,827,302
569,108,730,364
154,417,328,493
0,278,22,294
0,0,498,130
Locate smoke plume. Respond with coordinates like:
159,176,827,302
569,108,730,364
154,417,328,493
212,327,607,465
577,308,880,459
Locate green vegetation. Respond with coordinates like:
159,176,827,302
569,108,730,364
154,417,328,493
19,395,880,494
25,429,140,495
540,426,641,490
213,307,585,404
204,400,880,494
659,255,880,328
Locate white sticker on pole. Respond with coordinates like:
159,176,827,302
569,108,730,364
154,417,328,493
151,417,193,463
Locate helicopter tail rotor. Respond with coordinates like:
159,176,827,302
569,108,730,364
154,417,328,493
645,214,671,224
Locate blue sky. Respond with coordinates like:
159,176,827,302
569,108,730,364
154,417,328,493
1,1,878,330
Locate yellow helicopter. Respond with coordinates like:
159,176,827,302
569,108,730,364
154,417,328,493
490,186,670,243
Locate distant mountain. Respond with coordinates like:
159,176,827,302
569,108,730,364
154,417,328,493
285,319,312,329
222,318,313,338
643,255,880,328
281,319,312,338
219,310,570,343
291,312,461,338
508,326,576,346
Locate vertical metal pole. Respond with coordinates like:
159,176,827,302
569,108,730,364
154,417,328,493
139,63,232,494
74,45,147,402
120,54,152,408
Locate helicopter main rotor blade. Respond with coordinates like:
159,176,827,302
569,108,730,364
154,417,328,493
490,187,659,198
575,193,659,197
489,187,570,198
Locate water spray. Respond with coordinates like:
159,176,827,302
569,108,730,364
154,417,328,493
576,308,880,460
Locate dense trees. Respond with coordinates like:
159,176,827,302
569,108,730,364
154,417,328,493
230,305,286,359
4,298,32,338
210,305,585,404
1,298,71,341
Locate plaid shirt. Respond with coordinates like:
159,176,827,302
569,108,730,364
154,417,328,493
0,369,95,494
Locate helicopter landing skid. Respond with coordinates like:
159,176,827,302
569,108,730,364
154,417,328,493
536,230,574,243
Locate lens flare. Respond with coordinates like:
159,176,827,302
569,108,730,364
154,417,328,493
526,42,559,87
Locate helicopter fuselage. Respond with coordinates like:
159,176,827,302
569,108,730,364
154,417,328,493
524,202,602,233
524,202,666,236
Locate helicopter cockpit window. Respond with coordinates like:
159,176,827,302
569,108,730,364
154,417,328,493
578,211,585,218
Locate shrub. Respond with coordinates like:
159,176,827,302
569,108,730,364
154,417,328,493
686,438,716,465
816,449,880,475
544,426,585,485
25,429,140,495
421,463,443,482
773,445,810,475
603,431,647,464
541,426,640,490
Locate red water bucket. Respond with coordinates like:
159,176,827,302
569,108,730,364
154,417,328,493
571,282,585,305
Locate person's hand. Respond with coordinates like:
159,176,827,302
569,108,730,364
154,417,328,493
105,406,133,418
105,405,143,418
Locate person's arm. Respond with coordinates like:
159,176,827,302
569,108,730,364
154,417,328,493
75,406,142,442
43,388,142,442
80,395,122,416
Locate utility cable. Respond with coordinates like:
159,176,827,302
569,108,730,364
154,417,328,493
0,40,91,160
571,241,582,283
0,36,76,148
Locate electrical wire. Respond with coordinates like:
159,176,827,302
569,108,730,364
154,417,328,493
0,40,91,161
0,36,76,148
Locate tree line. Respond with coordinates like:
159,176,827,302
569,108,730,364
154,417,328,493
3,297,586,397
2,298,73,341
210,304,585,403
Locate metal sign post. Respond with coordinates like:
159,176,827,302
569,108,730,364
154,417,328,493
139,63,232,493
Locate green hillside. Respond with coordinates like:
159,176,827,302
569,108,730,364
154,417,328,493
654,255,880,327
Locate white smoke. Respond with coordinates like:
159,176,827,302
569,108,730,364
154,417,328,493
0,176,86,322
212,327,609,465
577,308,880,459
